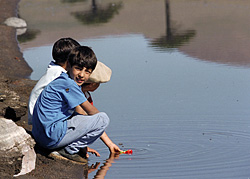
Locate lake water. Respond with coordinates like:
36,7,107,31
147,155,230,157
18,0,250,178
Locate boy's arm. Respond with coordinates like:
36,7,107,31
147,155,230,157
100,132,121,153
75,105,87,115
80,100,99,115
80,101,121,153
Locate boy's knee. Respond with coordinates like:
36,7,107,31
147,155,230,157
98,112,110,127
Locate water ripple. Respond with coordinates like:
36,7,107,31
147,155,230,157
109,127,250,179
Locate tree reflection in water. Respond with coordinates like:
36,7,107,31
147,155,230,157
71,0,123,25
150,0,196,51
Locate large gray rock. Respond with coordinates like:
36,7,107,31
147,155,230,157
0,118,36,176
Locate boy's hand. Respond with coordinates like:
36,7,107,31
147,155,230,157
108,143,122,153
100,131,122,153
87,147,100,157
88,162,100,174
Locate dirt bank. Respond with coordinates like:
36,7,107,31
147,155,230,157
0,0,90,178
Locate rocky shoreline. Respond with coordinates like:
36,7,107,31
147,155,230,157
0,0,35,124
0,0,36,177
0,1,86,178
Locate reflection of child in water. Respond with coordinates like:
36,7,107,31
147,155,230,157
87,153,120,178
76,61,112,116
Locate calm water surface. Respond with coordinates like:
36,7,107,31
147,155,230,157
19,0,250,178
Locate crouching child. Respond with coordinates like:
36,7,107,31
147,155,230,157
32,46,121,163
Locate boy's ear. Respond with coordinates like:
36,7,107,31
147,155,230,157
66,61,71,71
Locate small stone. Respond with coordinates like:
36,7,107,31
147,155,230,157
0,94,6,102
4,17,27,28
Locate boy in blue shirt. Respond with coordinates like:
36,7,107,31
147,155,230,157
32,46,121,163
28,37,80,125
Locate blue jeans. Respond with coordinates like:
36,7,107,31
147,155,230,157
53,112,109,154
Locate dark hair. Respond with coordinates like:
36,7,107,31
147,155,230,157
52,37,80,64
68,46,97,71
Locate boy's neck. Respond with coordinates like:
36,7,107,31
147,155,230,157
55,62,67,70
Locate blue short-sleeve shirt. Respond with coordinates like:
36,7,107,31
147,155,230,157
32,72,87,148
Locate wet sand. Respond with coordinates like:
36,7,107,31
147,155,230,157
0,1,90,178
